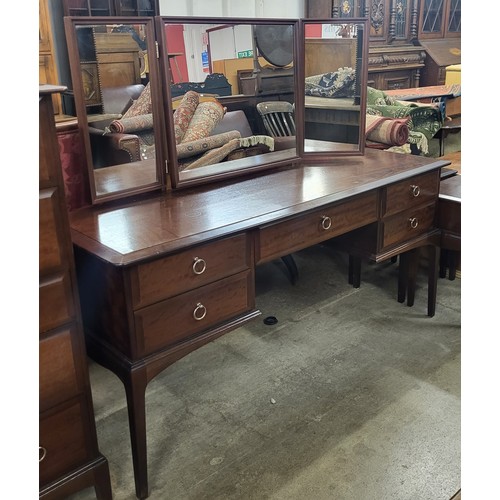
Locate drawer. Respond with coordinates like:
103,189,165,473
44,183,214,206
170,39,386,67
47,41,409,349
383,171,439,218
39,273,75,333
39,400,90,487
382,203,436,249
257,191,378,263
39,328,80,412
135,271,254,357
40,188,67,274
131,233,251,309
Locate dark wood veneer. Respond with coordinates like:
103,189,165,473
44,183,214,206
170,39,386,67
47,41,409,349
69,146,449,499
39,85,112,500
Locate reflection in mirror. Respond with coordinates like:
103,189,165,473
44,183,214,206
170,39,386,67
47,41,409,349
301,19,368,158
64,18,164,203
157,17,300,189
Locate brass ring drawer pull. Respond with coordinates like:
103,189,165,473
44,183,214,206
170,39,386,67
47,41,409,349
192,257,207,275
193,302,207,321
409,217,419,229
39,446,47,462
410,185,420,197
321,215,332,230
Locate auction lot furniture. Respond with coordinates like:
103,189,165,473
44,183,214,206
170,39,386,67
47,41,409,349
69,149,449,499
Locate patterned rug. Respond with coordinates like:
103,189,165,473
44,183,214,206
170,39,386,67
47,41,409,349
384,84,461,101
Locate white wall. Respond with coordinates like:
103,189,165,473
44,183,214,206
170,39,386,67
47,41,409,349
159,0,305,18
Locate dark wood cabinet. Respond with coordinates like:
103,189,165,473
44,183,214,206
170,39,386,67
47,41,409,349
39,85,112,500
418,0,461,39
63,0,159,16
306,0,461,88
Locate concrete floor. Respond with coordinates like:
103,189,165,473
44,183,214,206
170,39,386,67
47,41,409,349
69,244,461,500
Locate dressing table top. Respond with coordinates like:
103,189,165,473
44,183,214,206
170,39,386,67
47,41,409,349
69,149,449,266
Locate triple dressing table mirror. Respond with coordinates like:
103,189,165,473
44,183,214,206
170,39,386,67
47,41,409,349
64,17,166,204
299,18,368,159
63,15,370,202
156,17,301,189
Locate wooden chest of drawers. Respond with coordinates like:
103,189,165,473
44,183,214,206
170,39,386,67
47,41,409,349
39,86,112,499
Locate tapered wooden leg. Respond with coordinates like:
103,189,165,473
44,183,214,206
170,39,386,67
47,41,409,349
406,248,420,308
124,368,150,499
398,252,409,303
427,245,439,317
448,251,459,281
94,458,113,500
439,249,449,278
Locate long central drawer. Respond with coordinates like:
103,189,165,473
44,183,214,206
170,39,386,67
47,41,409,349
256,191,378,263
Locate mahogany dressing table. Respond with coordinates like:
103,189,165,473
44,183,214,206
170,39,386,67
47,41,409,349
69,149,449,498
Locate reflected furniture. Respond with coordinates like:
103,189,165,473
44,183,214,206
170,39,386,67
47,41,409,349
39,85,112,499
69,149,449,499
63,0,159,16
257,101,296,138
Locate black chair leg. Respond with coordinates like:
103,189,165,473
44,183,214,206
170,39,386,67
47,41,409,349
348,254,361,288
281,254,299,285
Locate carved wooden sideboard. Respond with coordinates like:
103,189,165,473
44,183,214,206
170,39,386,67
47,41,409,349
69,149,450,499
306,0,460,89
39,85,112,499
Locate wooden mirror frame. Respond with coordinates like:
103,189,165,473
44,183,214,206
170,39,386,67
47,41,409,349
156,17,302,190
64,17,166,204
298,18,369,161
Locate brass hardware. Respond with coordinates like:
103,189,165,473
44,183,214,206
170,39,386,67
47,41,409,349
321,215,332,230
39,446,47,462
192,257,207,275
410,184,420,197
193,302,207,321
409,217,419,229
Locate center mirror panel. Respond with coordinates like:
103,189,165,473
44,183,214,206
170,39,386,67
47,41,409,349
156,17,300,189
64,17,165,204
298,18,369,159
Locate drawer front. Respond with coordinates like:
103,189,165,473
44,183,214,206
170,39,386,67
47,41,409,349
131,233,251,309
384,171,439,217
39,273,75,333
135,271,254,357
39,328,80,412
382,203,436,249
40,188,66,274
257,191,378,263
39,401,90,487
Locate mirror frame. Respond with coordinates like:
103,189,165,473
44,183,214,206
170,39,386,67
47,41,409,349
64,16,166,204
298,18,369,161
156,16,302,190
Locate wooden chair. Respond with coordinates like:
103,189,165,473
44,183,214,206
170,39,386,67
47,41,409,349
256,101,298,284
256,101,296,137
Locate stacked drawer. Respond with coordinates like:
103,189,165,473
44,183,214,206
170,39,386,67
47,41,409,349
76,232,256,362
129,233,255,358
380,170,440,252
39,89,111,498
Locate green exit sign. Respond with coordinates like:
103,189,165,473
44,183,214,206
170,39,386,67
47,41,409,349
237,50,253,58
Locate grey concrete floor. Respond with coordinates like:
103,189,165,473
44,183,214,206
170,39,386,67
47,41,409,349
69,244,461,500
